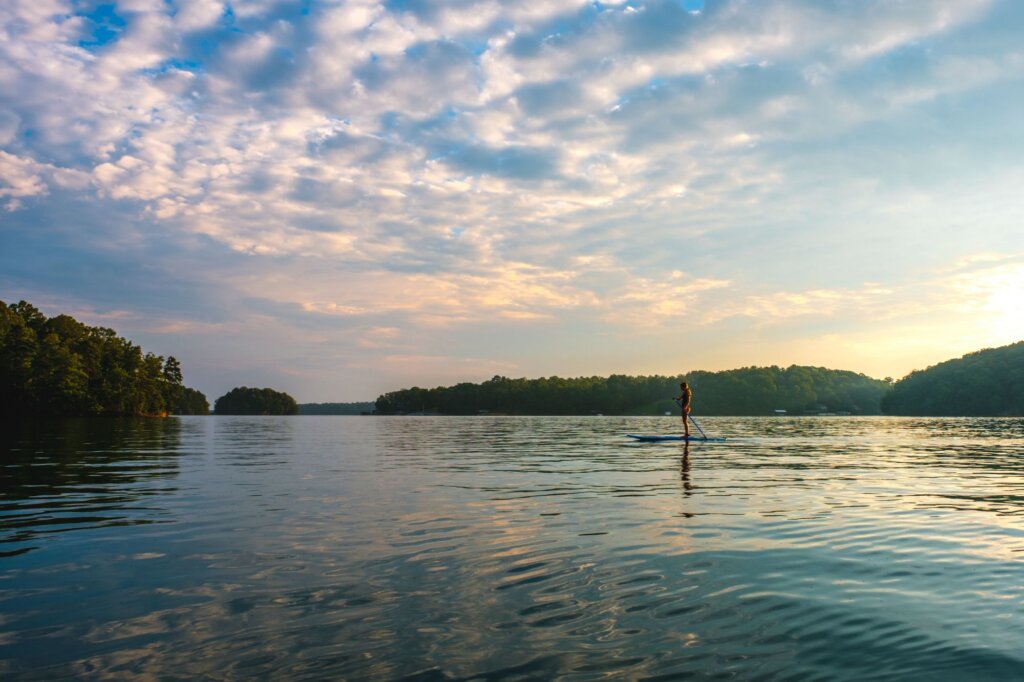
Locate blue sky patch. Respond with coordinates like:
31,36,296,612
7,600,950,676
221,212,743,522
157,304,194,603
76,3,126,49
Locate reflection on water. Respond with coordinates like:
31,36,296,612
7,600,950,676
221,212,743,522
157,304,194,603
1,419,187,558
1,416,1023,680
680,442,693,501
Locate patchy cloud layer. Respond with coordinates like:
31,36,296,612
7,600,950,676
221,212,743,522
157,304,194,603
2,0,1023,400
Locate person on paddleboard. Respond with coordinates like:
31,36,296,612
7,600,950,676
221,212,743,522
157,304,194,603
676,382,692,437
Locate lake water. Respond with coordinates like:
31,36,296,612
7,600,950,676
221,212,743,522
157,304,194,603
2,416,1023,680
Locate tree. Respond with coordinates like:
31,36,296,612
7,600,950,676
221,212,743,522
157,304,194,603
373,365,892,416
175,387,210,415
0,299,196,417
881,341,1024,416
161,356,184,411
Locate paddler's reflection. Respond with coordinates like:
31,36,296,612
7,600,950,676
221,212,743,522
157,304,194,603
680,442,693,494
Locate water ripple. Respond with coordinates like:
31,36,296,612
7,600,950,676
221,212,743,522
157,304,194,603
2,416,1023,679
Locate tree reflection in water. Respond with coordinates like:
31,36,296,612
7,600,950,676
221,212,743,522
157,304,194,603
0,418,185,557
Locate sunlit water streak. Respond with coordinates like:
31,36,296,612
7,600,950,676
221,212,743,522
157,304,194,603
1,416,1023,680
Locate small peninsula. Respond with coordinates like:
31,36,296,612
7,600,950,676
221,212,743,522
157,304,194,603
0,300,206,417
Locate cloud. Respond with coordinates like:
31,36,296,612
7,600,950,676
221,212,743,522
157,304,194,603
0,108,19,145
3,0,1022,398
0,151,90,201
2,0,1004,260
0,152,49,200
436,141,561,179
174,0,224,32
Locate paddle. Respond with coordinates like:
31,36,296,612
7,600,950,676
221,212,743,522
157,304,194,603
689,415,710,441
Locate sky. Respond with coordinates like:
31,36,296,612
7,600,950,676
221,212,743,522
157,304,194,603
1,0,1023,403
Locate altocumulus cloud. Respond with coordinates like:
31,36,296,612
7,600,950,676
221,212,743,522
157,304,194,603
2,0,1024,399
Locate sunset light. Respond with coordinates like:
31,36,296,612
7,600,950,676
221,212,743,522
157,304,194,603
1,0,1021,399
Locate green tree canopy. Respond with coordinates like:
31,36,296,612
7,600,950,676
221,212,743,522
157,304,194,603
375,366,891,416
175,387,211,415
881,341,1024,416
214,387,299,415
0,300,192,417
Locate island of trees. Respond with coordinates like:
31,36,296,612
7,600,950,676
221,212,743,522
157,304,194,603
1,300,208,417
374,366,892,416
214,387,299,415
882,341,1024,416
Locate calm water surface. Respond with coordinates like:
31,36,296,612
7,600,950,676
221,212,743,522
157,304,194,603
2,416,1023,680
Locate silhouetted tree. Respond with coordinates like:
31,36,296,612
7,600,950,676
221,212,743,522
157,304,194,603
175,387,211,415
0,300,194,417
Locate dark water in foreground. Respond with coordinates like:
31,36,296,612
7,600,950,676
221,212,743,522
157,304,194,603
1,416,1023,680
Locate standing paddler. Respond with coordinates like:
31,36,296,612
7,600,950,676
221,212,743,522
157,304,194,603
675,382,692,438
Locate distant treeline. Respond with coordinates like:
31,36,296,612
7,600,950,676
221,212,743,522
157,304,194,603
882,341,1024,416
374,366,892,416
0,300,208,416
299,402,375,415
11,297,1019,419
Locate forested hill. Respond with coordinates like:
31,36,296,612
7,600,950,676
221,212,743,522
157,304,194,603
375,366,891,416
881,341,1024,416
0,300,207,416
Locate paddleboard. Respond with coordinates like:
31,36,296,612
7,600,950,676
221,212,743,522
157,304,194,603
626,434,725,442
